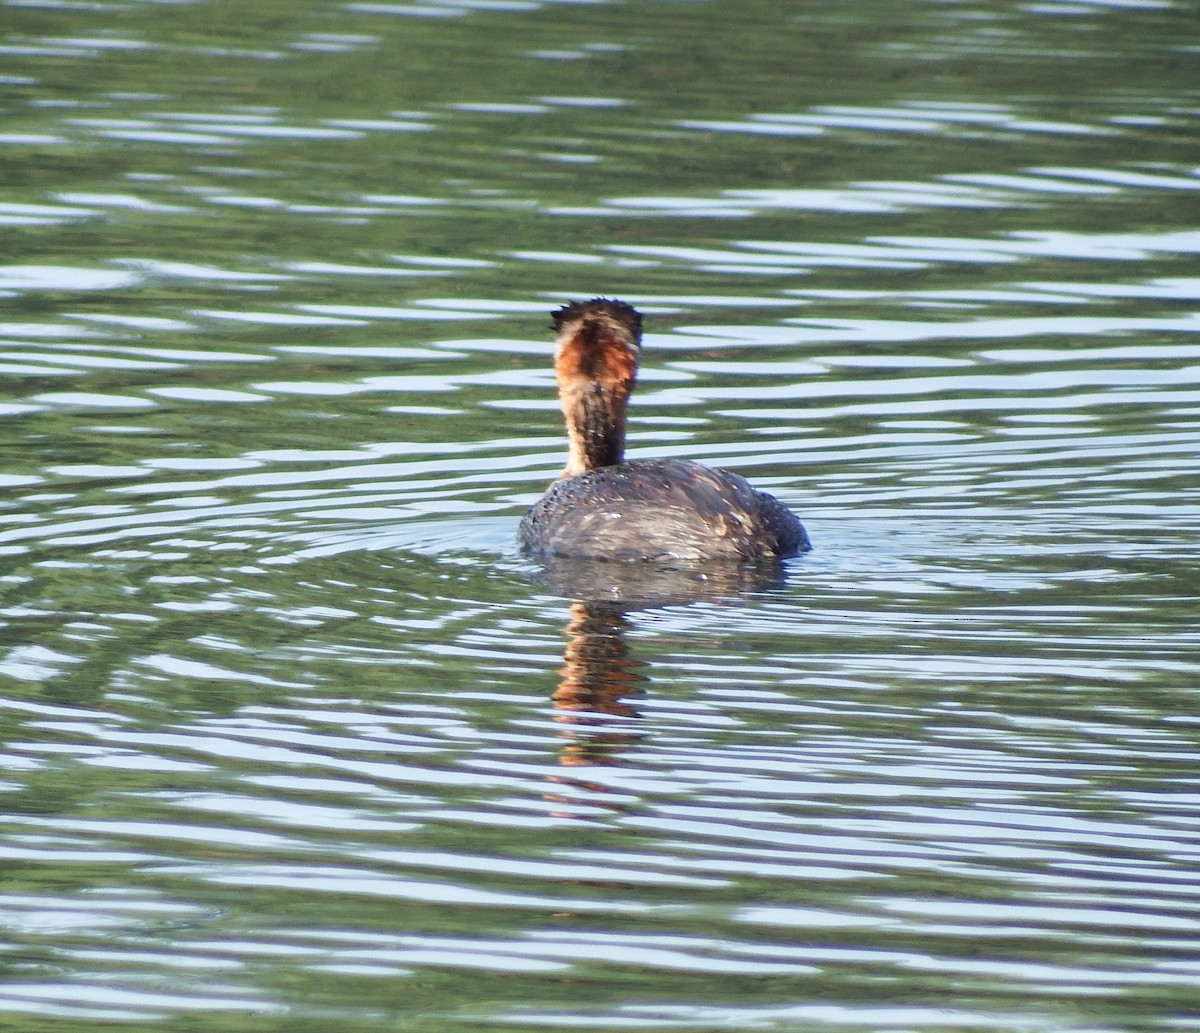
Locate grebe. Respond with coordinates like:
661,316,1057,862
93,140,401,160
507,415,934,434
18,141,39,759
519,299,810,562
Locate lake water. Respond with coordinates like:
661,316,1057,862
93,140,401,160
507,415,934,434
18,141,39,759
2,0,1199,1030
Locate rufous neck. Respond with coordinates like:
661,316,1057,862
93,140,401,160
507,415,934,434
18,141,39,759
559,378,628,477
551,301,641,477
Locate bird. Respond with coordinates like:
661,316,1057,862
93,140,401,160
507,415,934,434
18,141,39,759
518,298,809,562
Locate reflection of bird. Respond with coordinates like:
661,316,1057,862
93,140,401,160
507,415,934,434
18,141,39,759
519,299,810,562
551,602,643,769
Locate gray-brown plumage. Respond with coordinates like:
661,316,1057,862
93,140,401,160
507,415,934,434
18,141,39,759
519,299,809,562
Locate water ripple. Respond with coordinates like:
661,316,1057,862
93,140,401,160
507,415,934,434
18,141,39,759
2,0,1198,1028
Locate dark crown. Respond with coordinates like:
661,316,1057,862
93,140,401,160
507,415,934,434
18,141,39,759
551,298,643,338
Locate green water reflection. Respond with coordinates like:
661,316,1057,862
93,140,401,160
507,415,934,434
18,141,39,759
2,0,1199,1030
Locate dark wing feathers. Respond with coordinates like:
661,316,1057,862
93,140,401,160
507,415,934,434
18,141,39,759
519,459,808,561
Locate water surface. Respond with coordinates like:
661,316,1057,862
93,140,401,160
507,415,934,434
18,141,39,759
2,0,1199,1030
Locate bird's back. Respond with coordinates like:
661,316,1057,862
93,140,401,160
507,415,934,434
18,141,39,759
519,458,809,562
